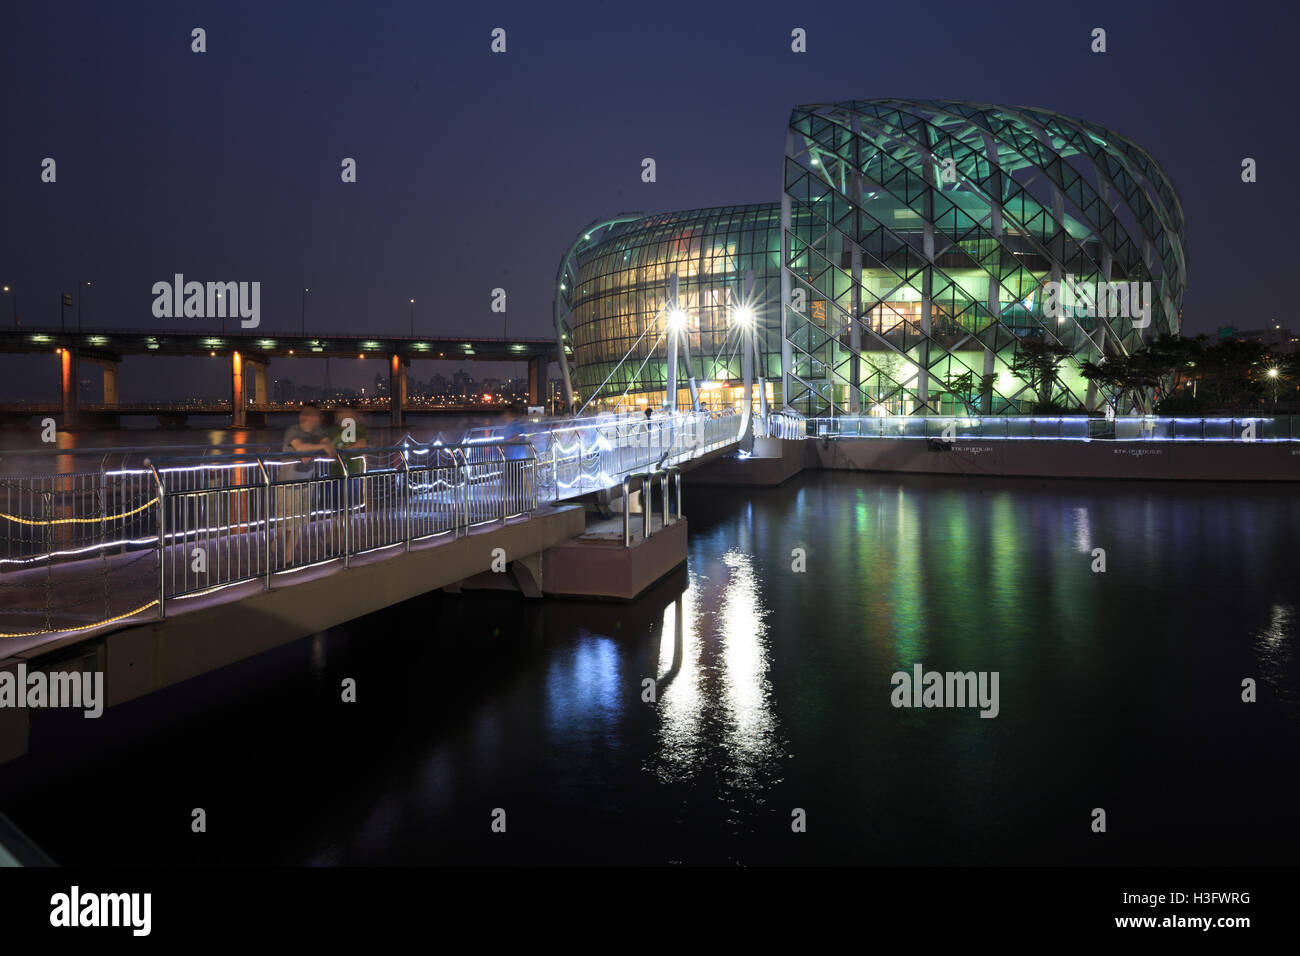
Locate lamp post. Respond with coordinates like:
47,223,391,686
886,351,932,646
78,281,90,330
1,286,14,327
302,288,309,335
409,298,415,337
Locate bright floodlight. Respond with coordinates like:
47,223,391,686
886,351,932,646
1267,367,1280,378
667,308,687,331
733,305,755,327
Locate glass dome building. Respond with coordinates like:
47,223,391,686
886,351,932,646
554,99,1187,416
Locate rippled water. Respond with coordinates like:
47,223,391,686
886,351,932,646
2,472,1298,865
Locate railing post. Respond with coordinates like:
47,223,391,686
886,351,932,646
400,449,412,552
148,462,166,619
498,445,508,525
462,448,470,533
642,471,651,543
255,456,271,589
335,450,350,568
622,474,634,548
654,469,667,530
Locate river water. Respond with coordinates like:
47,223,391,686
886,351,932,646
1,471,1298,865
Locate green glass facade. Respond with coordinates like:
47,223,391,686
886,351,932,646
556,99,1187,416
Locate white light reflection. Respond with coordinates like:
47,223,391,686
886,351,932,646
1072,506,1092,553
649,589,705,783
647,550,785,789
1255,603,1296,704
717,548,779,785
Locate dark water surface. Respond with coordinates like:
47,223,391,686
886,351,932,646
2,472,1298,865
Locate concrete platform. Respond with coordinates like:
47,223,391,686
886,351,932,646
809,437,1300,481
542,515,689,602
689,437,809,487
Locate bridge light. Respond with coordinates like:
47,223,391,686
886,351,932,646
667,308,687,331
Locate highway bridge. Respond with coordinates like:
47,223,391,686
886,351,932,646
0,326,561,428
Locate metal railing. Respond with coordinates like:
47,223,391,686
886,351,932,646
807,415,1300,442
526,410,739,501
1,408,738,635
620,466,684,548
767,411,807,440
0,440,538,635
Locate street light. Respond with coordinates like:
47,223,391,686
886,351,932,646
78,281,90,330
667,308,687,331
409,298,415,337
732,305,755,327
302,288,309,335
1,285,14,327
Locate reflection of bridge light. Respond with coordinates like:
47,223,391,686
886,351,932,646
718,549,778,780
546,636,621,734
1072,506,1092,553
651,590,705,783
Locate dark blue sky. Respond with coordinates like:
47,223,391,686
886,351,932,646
1,0,1295,399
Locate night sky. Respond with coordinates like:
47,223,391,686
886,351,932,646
1,0,1296,401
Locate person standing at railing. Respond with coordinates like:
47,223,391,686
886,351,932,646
329,406,369,512
278,403,334,565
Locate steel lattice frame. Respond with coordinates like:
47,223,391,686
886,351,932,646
779,98,1188,416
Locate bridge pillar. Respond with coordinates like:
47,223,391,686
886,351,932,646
527,356,548,407
231,351,245,428
249,359,268,406
59,348,80,428
389,354,406,426
101,360,119,407
82,357,119,407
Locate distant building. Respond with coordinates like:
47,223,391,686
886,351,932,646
1232,326,1299,352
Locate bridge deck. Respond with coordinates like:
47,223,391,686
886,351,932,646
0,504,581,661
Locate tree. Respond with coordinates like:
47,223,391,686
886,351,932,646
1128,333,1203,404
945,368,980,414
1080,354,1158,415
1196,339,1267,408
1011,335,1074,409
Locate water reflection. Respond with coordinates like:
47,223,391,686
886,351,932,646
4,472,1300,866
546,634,622,734
717,549,782,787
1255,603,1296,704
646,547,786,797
